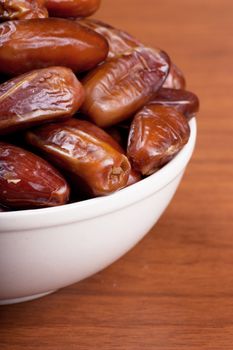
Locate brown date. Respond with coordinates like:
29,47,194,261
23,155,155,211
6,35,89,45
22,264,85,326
151,88,200,119
0,18,108,76
81,47,170,127
0,67,85,135
0,0,48,21
104,126,141,187
0,142,70,209
80,18,142,59
0,204,8,211
163,62,186,89
127,168,141,186
45,0,100,17
26,119,131,197
127,105,190,175
72,117,140,188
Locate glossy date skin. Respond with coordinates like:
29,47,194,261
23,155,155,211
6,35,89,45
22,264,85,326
26,119,131,197
45,0,101,17
104,126,141,187
163,62,186,90
0,0,48,21
151,88,199,119
0,142,70,209
81,47,170,128
127,168,141,186
80,18,142,59
0,18,109,76
127,105,190,175
0,67,85,135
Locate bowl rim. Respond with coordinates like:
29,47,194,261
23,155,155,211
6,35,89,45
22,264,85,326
0,118,197,232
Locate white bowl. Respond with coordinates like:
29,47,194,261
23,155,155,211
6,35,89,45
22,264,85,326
0,118,197,305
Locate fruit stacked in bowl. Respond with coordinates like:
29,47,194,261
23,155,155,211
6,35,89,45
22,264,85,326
0,0,199,212
0,0,200,304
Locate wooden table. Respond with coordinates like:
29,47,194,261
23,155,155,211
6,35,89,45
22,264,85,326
1,0,233,348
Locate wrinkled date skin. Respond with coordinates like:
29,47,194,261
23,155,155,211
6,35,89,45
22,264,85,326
127,105,190,175
45,0,100,17
0,142,70,209
0,0,48,21
104,126,141,187
0,67,85,135
151,88,199,119
80,18,142,59
81,47,170,128
26,119,131,197
163,62,186,90
0,18,108,76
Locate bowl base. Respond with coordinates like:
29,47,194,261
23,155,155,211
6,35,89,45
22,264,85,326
0,290,56,305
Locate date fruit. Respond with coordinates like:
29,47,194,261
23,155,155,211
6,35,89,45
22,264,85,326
127,168,141,186
151,88,199,119
80,18,142,58
26,119,131,197
0,0,48,21
127,105,190,175
0,142,70,209
0,67,85,135
163,62,186,90
45,0,101,17
104,126,141,187
81,47,170,127
0,18,109,76
0,204,8,211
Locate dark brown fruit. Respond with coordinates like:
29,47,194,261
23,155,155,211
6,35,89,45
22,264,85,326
127,105,190,175
0,142,70,209
151,88,199,119
26,119,131,197
45,0,101,17
0,18,109,76
0,67,85,135
0,204,8,211
81,47,170,127
80,18,142,58
163,62,186,90
127,168,141,186
0,0,48,21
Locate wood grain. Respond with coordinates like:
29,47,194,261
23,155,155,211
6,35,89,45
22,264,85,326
0,0,233,348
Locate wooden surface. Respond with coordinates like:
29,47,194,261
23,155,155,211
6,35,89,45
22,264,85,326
1,0,233,348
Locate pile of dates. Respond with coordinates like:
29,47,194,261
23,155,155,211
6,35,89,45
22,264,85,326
0,0,199,211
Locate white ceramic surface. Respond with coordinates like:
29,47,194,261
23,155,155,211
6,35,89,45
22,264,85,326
0,119,197,305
